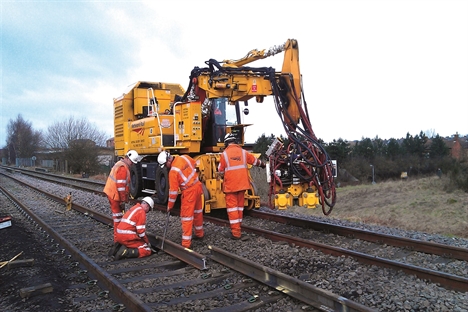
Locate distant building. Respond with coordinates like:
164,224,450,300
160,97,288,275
106,137,115,148
451,134,461,160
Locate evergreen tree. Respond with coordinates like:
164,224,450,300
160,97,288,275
402,131,427,158
372,136,386,157
353,137,375,161
253,133,276,159
429,134,449,159
386,138,401,160
325,138,350,166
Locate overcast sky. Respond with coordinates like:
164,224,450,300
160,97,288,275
2,0,467,147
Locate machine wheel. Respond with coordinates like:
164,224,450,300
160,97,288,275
155,166,169,204
245,181,258,210
129,163,143,199
201,183,211,213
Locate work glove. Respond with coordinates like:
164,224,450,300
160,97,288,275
119,202,126,211
260,162,266,169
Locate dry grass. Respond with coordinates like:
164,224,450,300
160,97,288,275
250,168,468,239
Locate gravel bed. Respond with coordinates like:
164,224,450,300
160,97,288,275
4,171,468,311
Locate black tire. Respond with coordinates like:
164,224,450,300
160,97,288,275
156,166,169,204
245,181,258,210
201,183,210,214
129,163,143,199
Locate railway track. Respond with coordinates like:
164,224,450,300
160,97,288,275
1,166,468,310
0,172,371,311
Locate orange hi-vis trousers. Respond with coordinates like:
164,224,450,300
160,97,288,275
107,197,124,242
225,191,245,238
180,182,204,248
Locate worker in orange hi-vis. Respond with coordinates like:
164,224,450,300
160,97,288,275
157,151,204,249
218,133,266,240
104,150,140,245
113,197,154,260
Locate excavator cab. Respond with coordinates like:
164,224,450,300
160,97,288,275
201,97,246,151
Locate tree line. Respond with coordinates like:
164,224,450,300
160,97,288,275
2,114,467,191
2,114,108,174
253,132,467,192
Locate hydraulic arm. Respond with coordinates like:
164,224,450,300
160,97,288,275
183,39,336,214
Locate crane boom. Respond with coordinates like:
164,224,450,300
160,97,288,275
113,39,336,215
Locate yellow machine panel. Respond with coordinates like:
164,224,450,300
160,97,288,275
112,40,336,215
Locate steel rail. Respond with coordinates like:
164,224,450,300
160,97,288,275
1,172,208,270
0,165,105,187
209,245,376,312
0,185,153,312
204,215,468,292
246,210,468,261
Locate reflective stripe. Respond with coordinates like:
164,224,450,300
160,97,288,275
194,208,203,214
121,207,144,226
182,235,192,240
116,229,136,234
104,160,131,199
224,149,247,172
181,216,193,221
169,190,178,195
121,218,136,226
136,225,145,230
173,155,199,190
194,225,203,230
138,245,151,251
226,207,237,213
229,219,241,224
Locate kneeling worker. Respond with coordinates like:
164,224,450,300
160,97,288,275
113,197,154,260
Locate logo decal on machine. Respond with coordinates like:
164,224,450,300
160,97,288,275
161,119,172,128
132,121,145,135
133,128,145,135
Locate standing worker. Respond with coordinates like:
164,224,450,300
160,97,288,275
157,151,204,249
104,150,140,244
218,133,266,240
113,197,154,260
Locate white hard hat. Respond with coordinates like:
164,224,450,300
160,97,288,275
126,150,140,164
224,133,237,145
142,197,154,209
157,151,170,168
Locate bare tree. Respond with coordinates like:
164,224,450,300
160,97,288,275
43,116,107,149
5,114,42,164
425,128,437,139
43,116,108,174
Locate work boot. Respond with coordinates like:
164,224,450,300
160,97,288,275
224,231,241,240
115,246,139,260
108,242,121,257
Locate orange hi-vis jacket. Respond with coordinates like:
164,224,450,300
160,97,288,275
103,160,131,202
115,204,149,245
218,144,264,193
168,155,200,210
